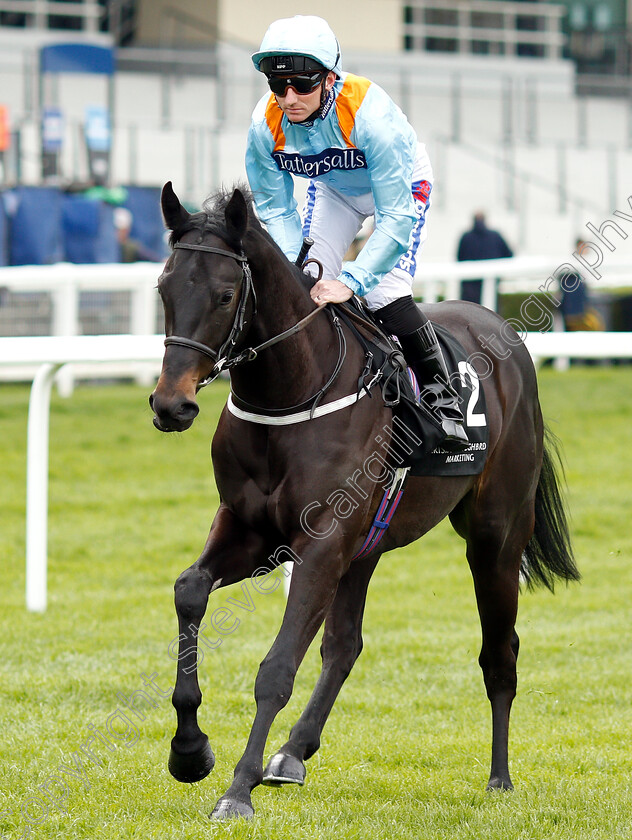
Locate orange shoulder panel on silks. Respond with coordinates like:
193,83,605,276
335,74,372,149
264,95,286,152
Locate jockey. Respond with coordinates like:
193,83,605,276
246,15,469,450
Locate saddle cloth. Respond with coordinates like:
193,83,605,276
338,303,490,478
396,323,489,477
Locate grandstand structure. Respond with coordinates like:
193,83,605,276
0,0,631,260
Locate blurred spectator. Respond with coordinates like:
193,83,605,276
456,211,513,304
558,238,605,332
114,207,161,262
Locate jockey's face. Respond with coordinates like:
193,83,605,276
274,71,336,122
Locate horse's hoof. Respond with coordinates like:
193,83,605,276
210,797,254,820
168,737,215,783
262,752,306,786
486,776,514,792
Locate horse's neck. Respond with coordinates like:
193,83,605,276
229,243,339,409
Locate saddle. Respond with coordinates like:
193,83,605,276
333,298,489,477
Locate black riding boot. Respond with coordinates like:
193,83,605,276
374,297,470,452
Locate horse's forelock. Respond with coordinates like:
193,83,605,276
167,211,207,248
168,186,256,251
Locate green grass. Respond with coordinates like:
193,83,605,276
1,366,631,839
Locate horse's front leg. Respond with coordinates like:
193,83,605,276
211,533,347,820
169,504,271,784
263,552,381,786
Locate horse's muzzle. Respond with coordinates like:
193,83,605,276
149,391,199,432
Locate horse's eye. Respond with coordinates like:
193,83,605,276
220,290,234,306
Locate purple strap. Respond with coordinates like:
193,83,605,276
352,468,410,560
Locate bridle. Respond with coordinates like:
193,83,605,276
164,242,254,385
163,240,332,390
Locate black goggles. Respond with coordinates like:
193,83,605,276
267,72,325,97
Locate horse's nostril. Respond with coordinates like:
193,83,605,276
149,392,155,410
178,401,199,422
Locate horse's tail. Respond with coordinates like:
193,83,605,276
521,427,580,591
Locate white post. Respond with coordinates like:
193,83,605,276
420,277,440,303
552,310,570,372
131,279,159,386
52,279,79,398
481,273,498,311
26,362,60,612
444,276,460,301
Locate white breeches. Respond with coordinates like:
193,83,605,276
301,142,433,310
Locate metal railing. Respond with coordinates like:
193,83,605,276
1,252,631,350
0,0,102,32
403,0,566,59
0,261,162,387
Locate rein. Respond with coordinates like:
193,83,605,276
230,309,347,420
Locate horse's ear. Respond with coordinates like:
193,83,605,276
161,181,190,231
225,189,248,245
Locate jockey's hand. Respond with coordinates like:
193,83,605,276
310,278,354,305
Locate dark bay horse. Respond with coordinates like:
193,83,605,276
150,182,579,820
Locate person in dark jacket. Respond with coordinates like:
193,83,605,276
456,211,513,305
558,239,604,332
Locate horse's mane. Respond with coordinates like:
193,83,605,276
168,183,311,292
169,184,263,253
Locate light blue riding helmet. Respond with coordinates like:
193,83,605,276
251,16,342,76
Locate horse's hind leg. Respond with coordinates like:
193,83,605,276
262,553,381,786
169,504,271,784
458,500,533,791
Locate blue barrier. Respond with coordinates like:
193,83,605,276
63,196,118,263
4,186,166,265
9,187,64,265
122,186,168,261
0,193,8,267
